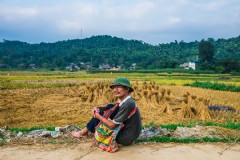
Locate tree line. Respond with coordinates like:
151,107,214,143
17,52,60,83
0,35,239,73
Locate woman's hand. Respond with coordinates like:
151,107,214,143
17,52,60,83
94,112,101,119
91,107,100,118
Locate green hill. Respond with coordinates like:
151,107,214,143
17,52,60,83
0,35,239,72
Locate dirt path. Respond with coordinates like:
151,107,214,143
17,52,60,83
1,143,240,160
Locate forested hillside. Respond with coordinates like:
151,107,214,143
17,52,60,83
0,35,239,72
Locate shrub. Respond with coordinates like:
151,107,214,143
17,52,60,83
185,81,240,92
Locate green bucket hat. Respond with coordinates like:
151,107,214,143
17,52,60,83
110,77,134,92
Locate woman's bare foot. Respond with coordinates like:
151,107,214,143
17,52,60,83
71,131,85,138
71,127,89,138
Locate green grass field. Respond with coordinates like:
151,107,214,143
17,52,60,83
1,70,240,89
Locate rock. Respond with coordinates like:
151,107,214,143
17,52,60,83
138,126,166,139
39,131,51,137
0,132,4,138
174,126,217,138
5,131,12,138
0,128,6,133
0,127,7,138
29,129,46,135
51,130,62,138
159,128,172,137
174,127,194,138
59,125,80,133
26,134,34,139
5,139,11,143
15,132,23,138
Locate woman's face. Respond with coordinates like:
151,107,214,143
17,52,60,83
112,85,129,100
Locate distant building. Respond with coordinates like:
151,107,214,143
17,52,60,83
0,64,7,68
18,63,26,69
129,63,137,70
179,62,196,70
99,64,111,70
79,62,92,70
66,63,80,72
29,64,36,69
109,67,120,71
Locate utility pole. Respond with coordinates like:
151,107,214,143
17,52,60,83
91,55,93,74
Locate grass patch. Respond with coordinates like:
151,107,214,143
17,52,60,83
136,136,240,143
9,126,55,133
146,120,240,131
146,121,198,130
0,141,4,146
201,121,240,130
185,81,240,92
1,71,240,89
159,123,185,130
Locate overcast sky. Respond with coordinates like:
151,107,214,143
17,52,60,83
0,0,239,45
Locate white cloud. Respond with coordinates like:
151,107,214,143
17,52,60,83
130,1,155,18
0,0,239,44
0,6,38,22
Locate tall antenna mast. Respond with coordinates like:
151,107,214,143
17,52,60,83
81,29,83,52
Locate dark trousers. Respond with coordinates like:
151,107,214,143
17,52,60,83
86,103,119,133
86,103,136,146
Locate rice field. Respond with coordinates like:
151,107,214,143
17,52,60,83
0,71,239,128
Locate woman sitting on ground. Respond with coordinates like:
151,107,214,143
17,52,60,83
72,77,142,146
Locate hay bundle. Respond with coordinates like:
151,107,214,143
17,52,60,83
196,101,211,121
149,91,159,104
158,96,173,114
177,98,196,119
